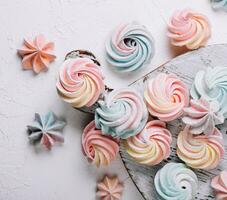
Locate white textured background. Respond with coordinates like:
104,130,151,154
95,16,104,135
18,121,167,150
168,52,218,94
1,0,227,199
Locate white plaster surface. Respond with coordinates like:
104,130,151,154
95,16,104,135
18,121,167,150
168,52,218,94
0,0,227,199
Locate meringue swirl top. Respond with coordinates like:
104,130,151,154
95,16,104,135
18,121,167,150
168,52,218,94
82,121,119,167
211,170,227,200
211,0,227,11
106,22,155,72
18,34,56,73
95,88,148,139
182,98,224,135
144,73,189,122
191,67,227,118
167,9,211,50
56,57,105,108
177,126,224,169
124,120,172,166
154,163,198,200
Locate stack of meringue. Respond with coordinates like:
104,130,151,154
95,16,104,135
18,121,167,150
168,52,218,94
177,66,227,170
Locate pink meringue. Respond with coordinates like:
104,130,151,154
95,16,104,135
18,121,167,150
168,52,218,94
167,9,211,50
144,73,189,122
18,34,56,73
82,121,119,167
97,175,124,200
56,57,105,108
124,120,172,166
182,98,224,135
211,170,227,200
177,126,224,169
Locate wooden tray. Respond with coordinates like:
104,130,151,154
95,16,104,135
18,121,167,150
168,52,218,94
119,44,227,200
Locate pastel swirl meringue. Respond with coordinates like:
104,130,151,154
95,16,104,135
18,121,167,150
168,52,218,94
106,22,155,72
182,98,224,135
211,0,227,11
154,163,198,200
18,34,56,73
82,121,119,167
144,73,189,122
191,67,227,118
124,120,172,166
97,175,124,200
95,88,148,139
167,9,211,50
177,126,224,170
211,170,227,200
56,57,105,108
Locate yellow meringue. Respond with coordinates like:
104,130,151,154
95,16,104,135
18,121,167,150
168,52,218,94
177,126,224,169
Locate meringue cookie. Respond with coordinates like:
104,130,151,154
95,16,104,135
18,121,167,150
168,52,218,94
95,88,148,139
27,112,66,150
97,175,124,200
182,98,224,135
18,34,56,73
191,67,227,118
177,126,224,169
82,121,119,167
124,120,172,166
167,9,211,50
144,73,189,122
56,57,105,108
106,22,154,72
154,163,198,200
211,0,227,11
211,170,227,200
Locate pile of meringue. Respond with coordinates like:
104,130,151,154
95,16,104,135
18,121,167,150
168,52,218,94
16,7,227,200
55,44,227,199
17,9,214,75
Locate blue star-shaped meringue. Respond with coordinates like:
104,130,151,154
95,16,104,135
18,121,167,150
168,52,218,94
27,112,66,150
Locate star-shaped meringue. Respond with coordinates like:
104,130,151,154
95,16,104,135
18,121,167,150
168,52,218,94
27,112,66,150
97,176,124,200
18,34,56,73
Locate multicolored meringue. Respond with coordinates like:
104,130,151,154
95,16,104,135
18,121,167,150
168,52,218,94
167,9,211,50
154,163,198,200
56,57,105,108
182,98,224,135
191,67,227,118
97,175,124,200
211,170,227,200
27,112,66,150
211,0,227,11
144,73,189,122
95,88,148,139
18,34,56,73
82,121,119,167
124,120,172,166
106,22,154,72
177,126,224,169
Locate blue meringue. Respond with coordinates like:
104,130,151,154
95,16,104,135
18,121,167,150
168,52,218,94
191,67,227,118
27,112,66,150
95,88,148,139
154,163,198,200
211,0,227,11
106,22,155,72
